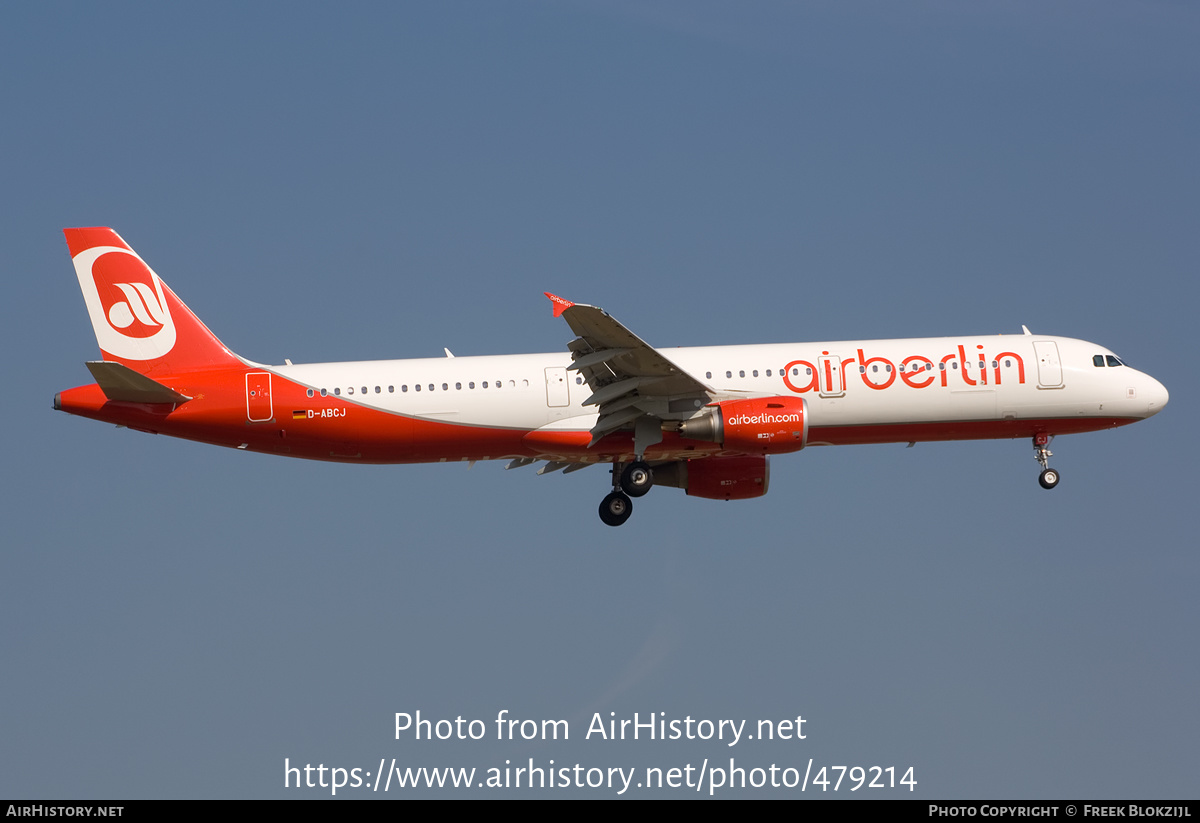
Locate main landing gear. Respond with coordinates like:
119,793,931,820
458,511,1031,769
620,461,654,498
599,491,632,527
598,460,654,526
1033,434,1060,490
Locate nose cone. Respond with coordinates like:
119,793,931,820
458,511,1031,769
1144,375,1169,417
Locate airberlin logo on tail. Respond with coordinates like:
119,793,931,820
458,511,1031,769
73,245,177,360
107,282,167,331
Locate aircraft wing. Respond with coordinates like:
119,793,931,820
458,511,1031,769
544,293,714,449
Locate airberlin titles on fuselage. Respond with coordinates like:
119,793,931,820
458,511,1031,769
782,344,1025,395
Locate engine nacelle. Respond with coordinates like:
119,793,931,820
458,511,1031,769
654,456,771,500
678,396,808,454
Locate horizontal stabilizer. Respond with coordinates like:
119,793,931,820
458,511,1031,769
85,361,191,404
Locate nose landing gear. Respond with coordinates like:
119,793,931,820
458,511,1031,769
1033,434,1059,489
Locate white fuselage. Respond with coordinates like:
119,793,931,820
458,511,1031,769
271,334,1168,441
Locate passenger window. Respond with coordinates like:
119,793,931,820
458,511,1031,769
739,370,745,378
456,382,462,390
428,384,434,392
482,381,488,388
469,382,475,389
726,371,732,379
334,388,341,396
347,387,354,395
402,385,408,392
306,389,314,398
706,372,712,379
576,377,583,384
375,386,381,393
388,385,394,393
766,369,772,377
442,383,448,391
752,370,758,377
362,386,367,395
415,385,421,392
320,388,328,397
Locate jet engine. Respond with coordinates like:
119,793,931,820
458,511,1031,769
653,456,771,500
677,396,808,454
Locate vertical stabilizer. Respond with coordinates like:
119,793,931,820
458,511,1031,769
65,227,243,377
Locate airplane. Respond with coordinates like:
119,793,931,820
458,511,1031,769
55,227,1169,526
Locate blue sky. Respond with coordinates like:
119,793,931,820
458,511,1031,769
2,1,1196,798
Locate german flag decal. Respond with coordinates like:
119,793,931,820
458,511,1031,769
292,410,307,420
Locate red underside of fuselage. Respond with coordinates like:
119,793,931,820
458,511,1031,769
55,379,1139,466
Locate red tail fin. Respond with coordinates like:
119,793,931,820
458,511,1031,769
65,228,243,377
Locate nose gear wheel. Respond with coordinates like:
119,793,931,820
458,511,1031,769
1033,434,1059,490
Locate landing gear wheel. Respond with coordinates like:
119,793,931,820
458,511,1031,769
1032,435,1058,490
620,461,654,498
599,491,634,527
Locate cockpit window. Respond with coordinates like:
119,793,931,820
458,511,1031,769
1093,355,1105,367
1106,355,1124,367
